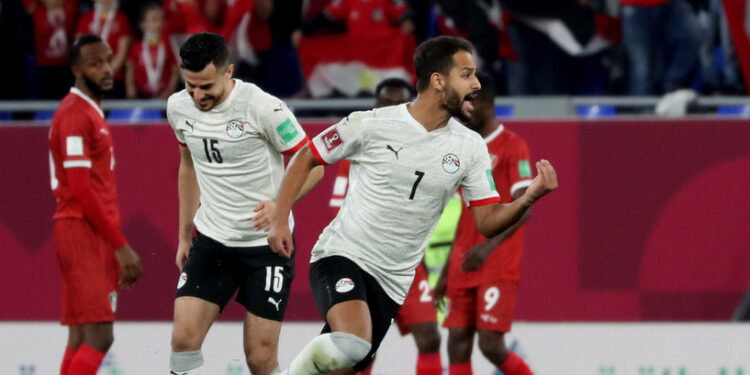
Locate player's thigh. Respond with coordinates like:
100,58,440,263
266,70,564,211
243,311,281,357
475,280,518,333
235,249,295,322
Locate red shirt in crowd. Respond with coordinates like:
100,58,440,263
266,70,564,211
127,38,177,97
25,0,79,66
326,0,409,38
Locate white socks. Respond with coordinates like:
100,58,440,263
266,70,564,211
170,350,206,375
286,332,371,375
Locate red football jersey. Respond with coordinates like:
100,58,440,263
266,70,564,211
76,9,131,78
326,0,409,38
128,39,177,97
49,88,121,224
329,159,351,215
448,125,532,285
27,0,78,66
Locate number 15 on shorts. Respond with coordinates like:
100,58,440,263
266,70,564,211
265,266,284,293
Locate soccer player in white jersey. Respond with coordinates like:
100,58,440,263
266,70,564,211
268,36,558,375
166,33,323,375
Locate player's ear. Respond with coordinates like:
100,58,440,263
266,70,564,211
225,64,235,79
71,64,81,78
431,72,444,92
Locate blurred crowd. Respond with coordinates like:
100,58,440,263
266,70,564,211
0,0,747,101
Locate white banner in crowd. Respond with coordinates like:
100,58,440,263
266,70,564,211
2,322,749,375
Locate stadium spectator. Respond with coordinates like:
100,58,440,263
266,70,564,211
295,0,417,97
268,36,557,375
125,3,179,99
695,0,744,95
328,77,443,375
23,0,78,99
166,32,322,375
620,0,700,95
501,0,617,95
434,72,535,375
49,34,142,375
76,0,133,98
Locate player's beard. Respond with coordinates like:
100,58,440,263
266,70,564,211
83,74,112,98
442,85,473,123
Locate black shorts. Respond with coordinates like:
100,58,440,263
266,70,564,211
175,232,295,321
309,255,401,372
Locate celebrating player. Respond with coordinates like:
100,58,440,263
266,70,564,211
49,34,143,375
268,36,558,375
433,72,535,375
329,77,443,375
166,32,323,375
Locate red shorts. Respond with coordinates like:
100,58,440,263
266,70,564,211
54,219,119,325
394,265,437,335
443,279,518,333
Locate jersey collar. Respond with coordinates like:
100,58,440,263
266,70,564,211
484,124,504,143
70,87,105,118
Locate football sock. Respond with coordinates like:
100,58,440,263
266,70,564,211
169,350,206,374
356,365,373,375
67,344,105,375
416,352,442,375
61,346,76,375
499,352,533,375
450,362,473,375
288,332,371,375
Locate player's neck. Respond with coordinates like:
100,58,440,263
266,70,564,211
407,95,451,132
479,119,499,138
74,81,102,106
215,79,236,107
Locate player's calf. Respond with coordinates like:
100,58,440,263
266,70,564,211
170,349,206,375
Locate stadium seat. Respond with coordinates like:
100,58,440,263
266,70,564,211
0,112,13,121
494,105,514,118
716,105,750,117
34,110,56,121
576,105,616,118
107,108,164,123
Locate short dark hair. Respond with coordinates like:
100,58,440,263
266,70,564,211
414,36,475,92
475,71,495,103
140,2,162,21
375,77,415,98
69,34,104,66
179,32,229,72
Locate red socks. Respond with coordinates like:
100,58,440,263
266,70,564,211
499,352,533,375
417,352,443,375
61,346,76,375
356,366,373,375
67,344,106,375
450,362,473,375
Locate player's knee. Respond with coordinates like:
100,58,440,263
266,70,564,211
244,341,275,372
447,329,474,362
314,332,372,371
477,331,509,364
83,324,114,352
414,328,441,354
171,326,203,351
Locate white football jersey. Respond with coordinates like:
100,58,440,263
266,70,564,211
309,103,500,303
167,80,308,247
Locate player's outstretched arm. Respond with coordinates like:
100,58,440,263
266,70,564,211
471,160,557,238
176,145,200,270
268,145,321,258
